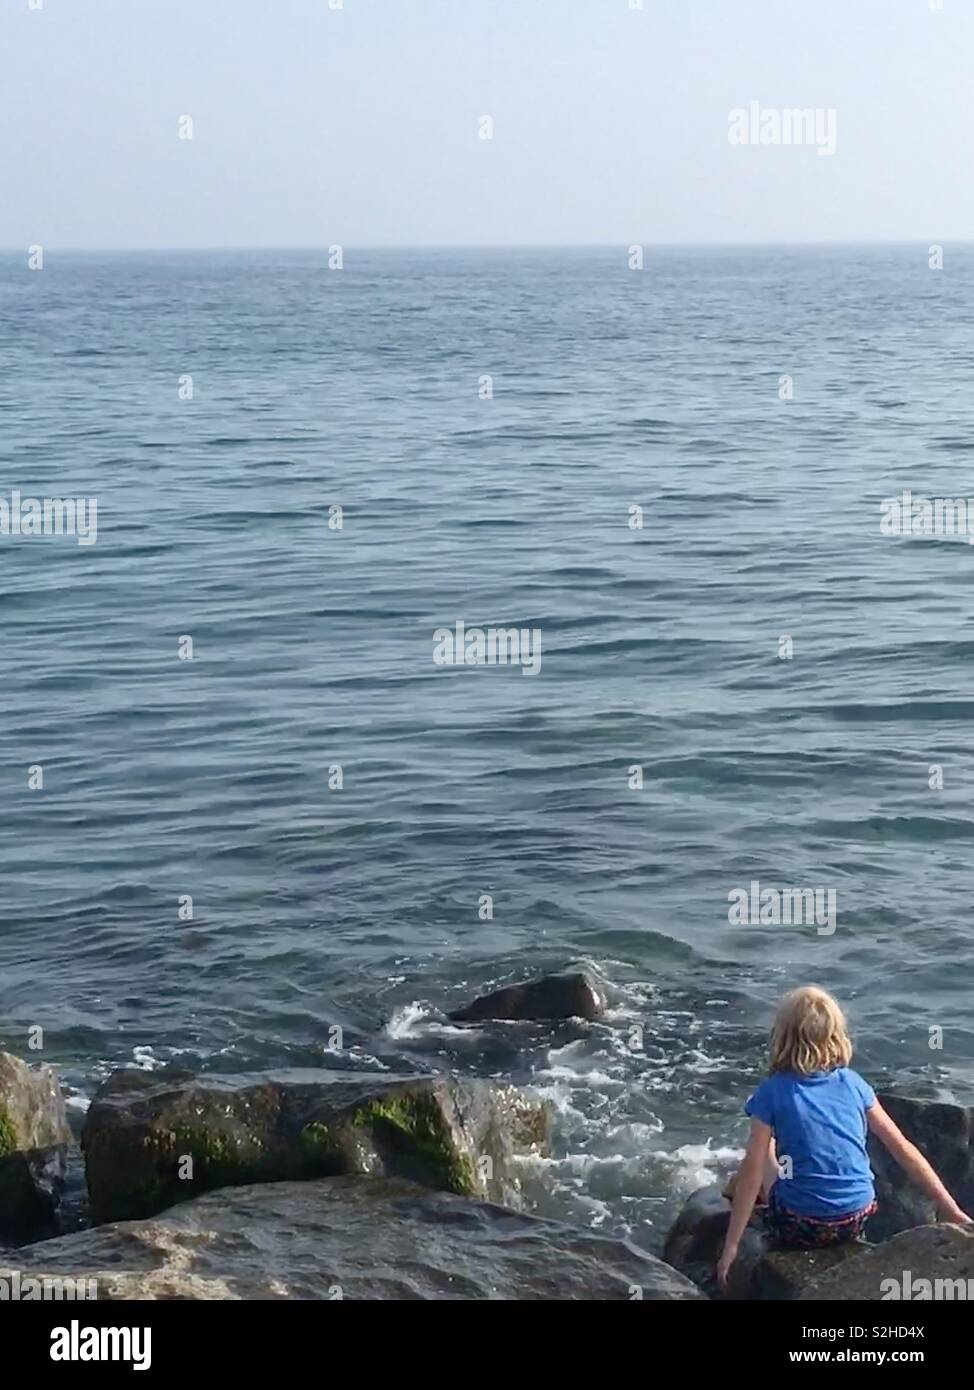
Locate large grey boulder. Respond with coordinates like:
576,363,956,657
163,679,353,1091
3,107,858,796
7,1176,705,1300
449,970,606,1023
868,1093,974,1241
800,1222,974,1300
82,1068,550,1224
663,1184,868,1299
0,1052,72,1244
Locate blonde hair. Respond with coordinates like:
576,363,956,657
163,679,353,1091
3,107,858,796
769,986,852,1075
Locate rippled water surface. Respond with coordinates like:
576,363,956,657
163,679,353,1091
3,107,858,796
2,246,973,1244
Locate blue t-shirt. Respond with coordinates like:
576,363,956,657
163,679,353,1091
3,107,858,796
745,1067,876,1218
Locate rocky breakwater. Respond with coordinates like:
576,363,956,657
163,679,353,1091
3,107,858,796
0,1051,72,1244
664,1092,974,1300
0,966,708,1299
80,969,610,1226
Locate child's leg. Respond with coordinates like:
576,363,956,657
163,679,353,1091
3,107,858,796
723,1138,779,1204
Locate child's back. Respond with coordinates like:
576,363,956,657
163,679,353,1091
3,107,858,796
746,1064,875,1216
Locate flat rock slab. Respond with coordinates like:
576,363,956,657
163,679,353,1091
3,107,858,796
800,1222,974,1300
0,1052,72,1244
9,1176,705,1300
449,970,607,1023
730,1241,867,1300
82,1068,550,1223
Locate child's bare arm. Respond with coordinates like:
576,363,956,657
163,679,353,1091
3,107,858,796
868,1102,971,1223
717,1118,771,1289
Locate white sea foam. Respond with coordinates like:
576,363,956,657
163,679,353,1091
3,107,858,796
530,1081,590,1124
345,1049,391,1071
385,1001,473,1041
573,1193,613,1227
385,1002,432,1038
131,1046,164,1071
653,1141,744,1193
683,1048,731,1074
537,1063,619,1087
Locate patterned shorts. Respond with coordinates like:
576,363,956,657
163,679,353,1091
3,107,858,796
763,1189,877,1249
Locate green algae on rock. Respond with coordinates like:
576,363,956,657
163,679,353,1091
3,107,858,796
350,1093,477,1194
83,1068,551,1223
0,1107,17,1159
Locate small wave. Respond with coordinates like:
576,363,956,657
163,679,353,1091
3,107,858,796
131,1046,165,1071
384,1001,474,1041
653,1141,743,1194
933,438,974,452
385,1002,432,1039
537,1063,620,1088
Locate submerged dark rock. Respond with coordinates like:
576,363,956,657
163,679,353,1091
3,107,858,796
82,1068,550,1224
867,1093,974,1241
800,1222,974,1300
8,1176,705,1300
449,970,607,1023
0,1051,72,1245
662,1184,868,1299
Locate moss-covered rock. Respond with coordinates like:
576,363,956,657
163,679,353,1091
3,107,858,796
0,1107,17,1159
0,1051,72,1244
82,1069,551,1224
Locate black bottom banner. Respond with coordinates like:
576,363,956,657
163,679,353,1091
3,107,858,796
2,1297,963,1375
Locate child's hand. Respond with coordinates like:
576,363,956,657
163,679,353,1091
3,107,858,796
936,1201,972,1225
716,1243,738,1292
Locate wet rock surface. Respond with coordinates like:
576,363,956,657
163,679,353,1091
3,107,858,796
867,1093,974,1241
83,1067,550,1222
448,970,607,1023
800,1222,974,1300
0,1052,72,1245
10,1176,705,1300
663,1184,868,1299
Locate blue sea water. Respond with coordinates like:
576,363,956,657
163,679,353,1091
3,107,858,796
1,245,973,1244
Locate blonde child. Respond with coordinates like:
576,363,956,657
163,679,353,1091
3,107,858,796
718,985,970,1289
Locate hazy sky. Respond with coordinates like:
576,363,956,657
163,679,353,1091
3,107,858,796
1,0,971,248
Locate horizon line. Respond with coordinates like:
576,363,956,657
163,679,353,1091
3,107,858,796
1,238,969,254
